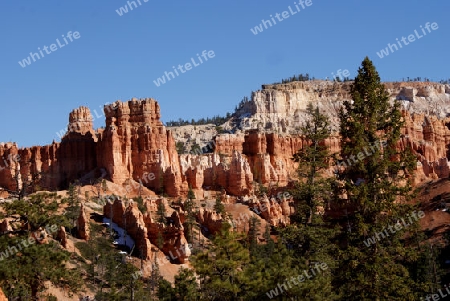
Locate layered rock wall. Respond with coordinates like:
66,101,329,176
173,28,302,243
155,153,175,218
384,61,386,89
1,82,450,198
97,98,183,196
0,99,185,196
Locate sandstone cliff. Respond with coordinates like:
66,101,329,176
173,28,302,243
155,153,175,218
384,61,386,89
1,82,450,200
0,99,185,197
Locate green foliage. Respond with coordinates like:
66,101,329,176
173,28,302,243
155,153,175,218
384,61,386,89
4,60,449,301
133,196,146,213
101,179,107,193
292,102,333,224
65,183,81,232
281,102,339,300
247,216,261,255
165,113,232,127
183,198,197,244
190,142,201,155
3,192,67,231
257,182,268,197
156,201,167,225
235,96,250,112
157,232,164,249
215,125,228,134
0,239,82,300
192,223,251,299
158,278,175,300
335,57,422,299
271,73,313,85
158,168,165,196
176,141,186,154
334,76,352,82
0,192,81,299
75,223,148,301
172,267,200,300
187,186,195,200
214,193,226,217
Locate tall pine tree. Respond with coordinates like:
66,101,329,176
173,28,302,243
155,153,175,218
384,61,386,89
282,102,338,300
335,57,420,300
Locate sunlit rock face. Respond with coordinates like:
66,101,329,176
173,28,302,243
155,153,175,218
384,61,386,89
1,82,450,197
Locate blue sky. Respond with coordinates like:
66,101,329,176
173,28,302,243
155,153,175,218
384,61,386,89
0,0,448,147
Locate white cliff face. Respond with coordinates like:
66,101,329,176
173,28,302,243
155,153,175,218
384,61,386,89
167,124,218,153
389,83,450,118
228,81,450,135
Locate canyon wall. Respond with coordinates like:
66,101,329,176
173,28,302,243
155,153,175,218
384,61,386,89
96,99,184,196
1,82,450,197
0,99,186,197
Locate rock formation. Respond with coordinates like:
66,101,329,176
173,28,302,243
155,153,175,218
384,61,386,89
103,197,192,263
0,82,449,199
245,194,295,227
103,198,152,260
57,226,68,248
143,199,190,264
77,204,90,240
0,219,11,234
97,99,184,196
196,208,224,235
0,287,7,301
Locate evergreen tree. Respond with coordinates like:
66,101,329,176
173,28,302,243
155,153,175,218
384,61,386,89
0,192,82,299
281,102,338,300
176,141,186,154
335,57,420,300
247,216,261,255
192,223,251,299
0,239,82,300
184,197,196,244
172,267,200,300
262,224,275,257
158,278,175,301
156,201,167,226
187,185,196,201
214,192,226,217
3,192,67,232
292,102,333,224
241,239,306,300
65,183,80,235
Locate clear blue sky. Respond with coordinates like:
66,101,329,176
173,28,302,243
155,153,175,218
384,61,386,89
0,0,448,147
